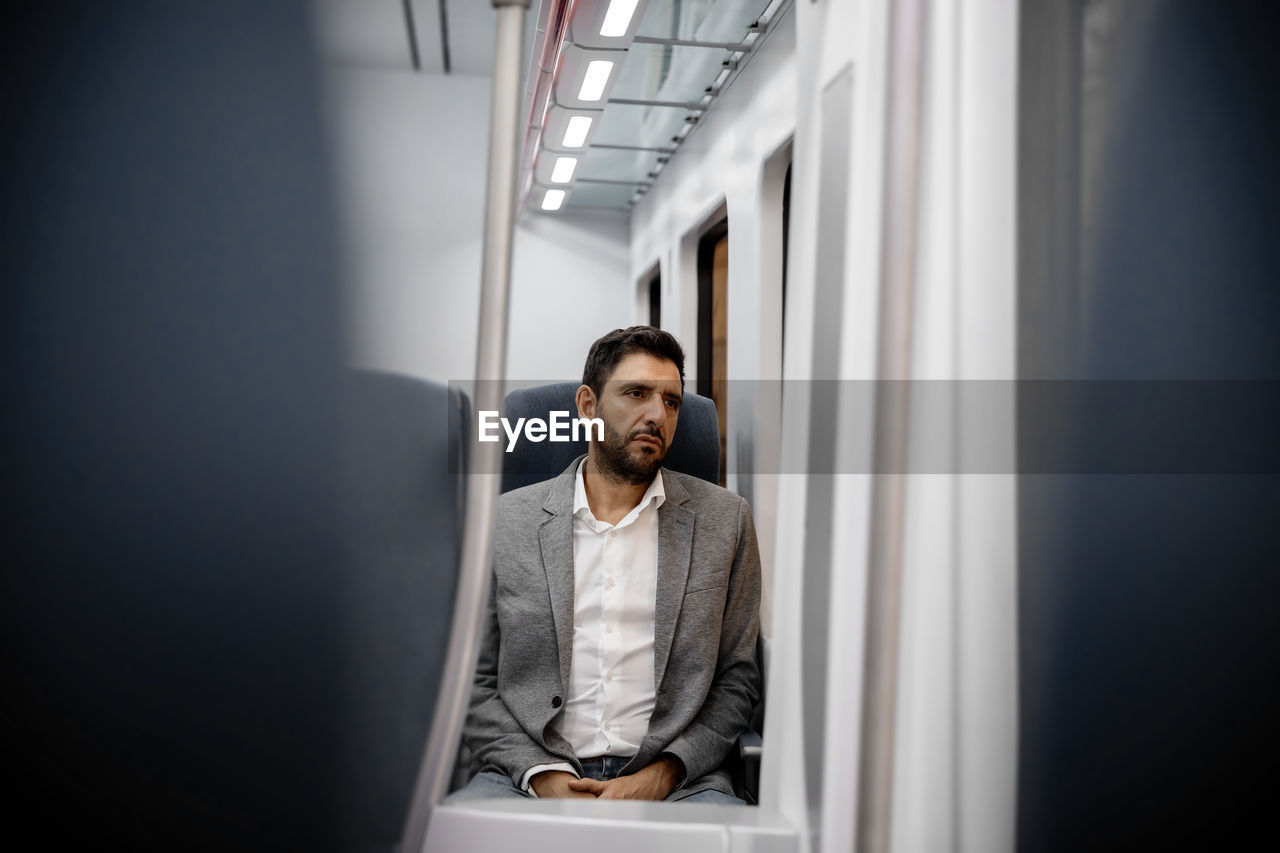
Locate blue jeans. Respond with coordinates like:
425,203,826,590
444,756,745,805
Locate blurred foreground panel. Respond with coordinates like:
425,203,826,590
1018,2,1280,849
1,1,351,848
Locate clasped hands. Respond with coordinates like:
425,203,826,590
529,755,683,800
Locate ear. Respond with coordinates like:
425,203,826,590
575,384,596,420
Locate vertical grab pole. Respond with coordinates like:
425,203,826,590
402,1,530,850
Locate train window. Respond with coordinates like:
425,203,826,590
697,217,729,487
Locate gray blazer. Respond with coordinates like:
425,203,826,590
464,456,762,800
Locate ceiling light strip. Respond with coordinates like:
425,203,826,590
550,157,577,183
600,0,641,37
562,115,592,148
578,60,614,102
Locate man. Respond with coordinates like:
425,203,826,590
449,326,761,803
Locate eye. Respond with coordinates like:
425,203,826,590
627,389,644,398
665,398,680,410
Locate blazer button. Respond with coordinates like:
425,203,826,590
551,696,563,708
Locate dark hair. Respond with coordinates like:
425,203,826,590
582,326,686,395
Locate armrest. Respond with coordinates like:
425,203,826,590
737,729,763,762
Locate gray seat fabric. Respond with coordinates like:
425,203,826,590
339,371,468,849
500,381,720,493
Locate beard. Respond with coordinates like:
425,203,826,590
594,418,666,485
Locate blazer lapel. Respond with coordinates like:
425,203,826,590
539,458,580,694
652,472,694,693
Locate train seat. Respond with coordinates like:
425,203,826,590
339,370,469,849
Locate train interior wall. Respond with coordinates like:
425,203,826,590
323,67,633,384
765,1,1022,850
628,0,1020,848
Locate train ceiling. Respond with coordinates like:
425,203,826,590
522,0,789,213
315,0,500,75
314,1,788,214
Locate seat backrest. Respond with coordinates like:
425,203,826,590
1,4,369,845
499,381,720,492
339,370,468,848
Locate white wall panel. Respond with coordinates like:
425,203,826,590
889,0,1020,851
324,67,630,385
507,209,632,380
770,0,1019,851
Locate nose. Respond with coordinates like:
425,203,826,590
643,396,668,431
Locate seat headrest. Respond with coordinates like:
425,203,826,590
500,382,719,492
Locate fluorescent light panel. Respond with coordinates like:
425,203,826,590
578,60,613,102
542,189,566,211
563,115,592,148
600,0,641,37
551,157,577,183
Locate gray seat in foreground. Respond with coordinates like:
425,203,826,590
340,371,468,849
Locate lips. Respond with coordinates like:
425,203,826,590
631,434,662,449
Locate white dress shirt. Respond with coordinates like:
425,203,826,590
520,460,664,792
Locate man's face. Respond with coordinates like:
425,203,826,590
580,352,682,484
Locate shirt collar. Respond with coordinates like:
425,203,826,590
574,458,666,525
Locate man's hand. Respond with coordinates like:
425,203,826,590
530,770,598,799
565,755,684,801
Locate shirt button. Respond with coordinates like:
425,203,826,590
603,722,611,731
605,671,613,682
608,530,616,538
606,625,614,634
607,577,615,588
